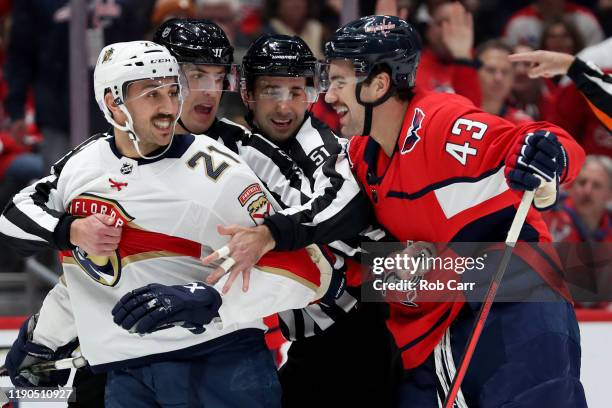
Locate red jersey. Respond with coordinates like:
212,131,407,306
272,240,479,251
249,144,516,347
348,91,585,368
509,78,558,122
500,104,533,125
503,2,604,48
543,196,612,243
416,48,482,107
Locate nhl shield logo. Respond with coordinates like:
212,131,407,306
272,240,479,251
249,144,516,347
120,162,133,175
162,27,171,38
401,108,425,155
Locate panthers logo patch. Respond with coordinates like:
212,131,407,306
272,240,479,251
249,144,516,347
247,195,271,225
67,194,134,286
73,247,122,287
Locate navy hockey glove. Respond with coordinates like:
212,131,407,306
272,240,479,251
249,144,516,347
505,130,567,210
319,265,347,308
112,282,222,335
5,315,76,387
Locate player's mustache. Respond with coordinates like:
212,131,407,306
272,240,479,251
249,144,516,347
151,114,176,122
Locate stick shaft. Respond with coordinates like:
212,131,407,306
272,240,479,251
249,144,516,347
443,190,535,408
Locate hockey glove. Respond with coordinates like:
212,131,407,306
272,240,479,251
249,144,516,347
505,130,567,210
319,265,347,308
112,282,222,335
4,315,76,387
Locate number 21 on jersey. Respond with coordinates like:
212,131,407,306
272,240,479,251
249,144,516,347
186,145,240,181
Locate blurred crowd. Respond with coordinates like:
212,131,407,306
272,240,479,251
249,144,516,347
0,0,610,304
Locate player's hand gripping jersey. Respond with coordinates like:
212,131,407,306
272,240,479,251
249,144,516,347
0,134,334,371
348,91,585,368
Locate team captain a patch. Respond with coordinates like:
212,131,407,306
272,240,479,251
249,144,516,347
239,183,272,225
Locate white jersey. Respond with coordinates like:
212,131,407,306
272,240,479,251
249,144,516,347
8,133,331,371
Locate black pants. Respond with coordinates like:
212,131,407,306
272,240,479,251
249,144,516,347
69,368,106,408
279,302,402,408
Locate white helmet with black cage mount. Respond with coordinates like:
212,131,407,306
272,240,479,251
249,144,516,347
93,41,184,159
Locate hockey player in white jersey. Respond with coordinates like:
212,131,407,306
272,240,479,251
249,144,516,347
1,41,339,407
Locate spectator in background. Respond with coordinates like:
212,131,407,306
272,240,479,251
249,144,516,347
476,39,533,124
416,0,482,106
150,0,195,27
262,0,324,59
0,1,43,185
504,0,603,49
538,16,584,93
597,0,612,37
544,155,612,243
5,0,71,172
195,0,252,53
509,43,558,120
5,0,156,173
539,16,584,56
543,155,612,308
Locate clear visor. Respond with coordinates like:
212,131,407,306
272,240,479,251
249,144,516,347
124,78,183,106
180,63,239,93
243,79,319,103
318,61,370,93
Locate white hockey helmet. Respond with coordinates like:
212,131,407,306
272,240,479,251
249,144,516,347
93,41,183,158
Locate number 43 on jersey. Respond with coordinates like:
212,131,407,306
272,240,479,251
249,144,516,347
445,118,488,166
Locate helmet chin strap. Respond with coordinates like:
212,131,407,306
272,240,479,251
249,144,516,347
115,105,175,160
177,117,197,135
355,82,396,136
109,96,184,161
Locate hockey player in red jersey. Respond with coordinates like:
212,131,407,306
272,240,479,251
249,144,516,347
324,15,587,407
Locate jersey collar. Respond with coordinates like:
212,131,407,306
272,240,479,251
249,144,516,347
107,133,195,165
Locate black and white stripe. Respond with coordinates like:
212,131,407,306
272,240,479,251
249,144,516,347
207,116,372,251
0,133,109,255
206,116,380,339
434,329,469,408
569,57,612,119
277,255,358,340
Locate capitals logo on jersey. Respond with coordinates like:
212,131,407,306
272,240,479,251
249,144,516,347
401,108,425,154
67,194,134,286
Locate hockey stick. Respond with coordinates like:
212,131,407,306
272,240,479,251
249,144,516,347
443,190,535,408
0,355,88,377
0,356,87,407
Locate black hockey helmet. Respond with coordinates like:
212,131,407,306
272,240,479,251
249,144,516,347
242,34,317,86
153,18,234,65
324,15,421,135
241,34,320,104
325,15,421,90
